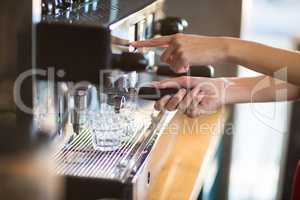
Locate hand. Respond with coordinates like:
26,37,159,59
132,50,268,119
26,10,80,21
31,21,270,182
153,76,227,118
130,34,229,73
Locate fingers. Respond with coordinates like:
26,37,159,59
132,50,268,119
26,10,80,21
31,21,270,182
153,76,222,118
186,92,204,116
171,60,189,73
165,89,187,111
154,88,187,111
186,109,201,118
169,50,189,73
180,90,205,118
161,44,177,63
160,44,189,73
131,34,191,73
130,36,172,48
154,83,214,118
190,91,205,109
154,95,171,111
178,86,201,112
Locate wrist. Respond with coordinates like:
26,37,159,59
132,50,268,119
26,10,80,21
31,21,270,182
216,78,236,105
221,77,252,105
206,78,234,105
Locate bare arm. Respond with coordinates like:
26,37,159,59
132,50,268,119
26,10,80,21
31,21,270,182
227,38,300,85
225,76,300,104
131,34,300,85
153,75,299,118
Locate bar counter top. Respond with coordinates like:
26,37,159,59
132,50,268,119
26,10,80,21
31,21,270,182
149,109,227,200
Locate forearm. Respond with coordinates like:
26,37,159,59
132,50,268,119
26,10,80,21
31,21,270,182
224,76,300,104
225,37,300,86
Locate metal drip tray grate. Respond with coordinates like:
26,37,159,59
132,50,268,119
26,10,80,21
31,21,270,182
53,111,175,182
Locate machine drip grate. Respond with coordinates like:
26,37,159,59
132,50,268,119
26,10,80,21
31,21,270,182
53,111,175,182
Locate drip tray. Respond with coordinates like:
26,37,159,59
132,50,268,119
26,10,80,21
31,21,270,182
53,111,176,183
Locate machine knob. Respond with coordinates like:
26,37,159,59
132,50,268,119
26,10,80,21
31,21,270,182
154,17,188,36
111,52,149,72
138,87,180,101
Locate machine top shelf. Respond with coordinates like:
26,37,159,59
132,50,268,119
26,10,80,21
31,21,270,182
42,0,158,27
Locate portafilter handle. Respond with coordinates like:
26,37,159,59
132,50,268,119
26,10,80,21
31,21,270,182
155,64,214,78
154,17,188,36
111,52,149,72
138,87,180,101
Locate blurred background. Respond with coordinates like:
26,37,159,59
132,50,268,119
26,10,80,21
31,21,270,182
232,0,300,200
166,0,300,199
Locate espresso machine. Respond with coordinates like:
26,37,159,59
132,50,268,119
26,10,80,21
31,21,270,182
9,0,214,199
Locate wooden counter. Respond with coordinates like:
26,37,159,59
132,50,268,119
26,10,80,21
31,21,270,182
149,109,227,200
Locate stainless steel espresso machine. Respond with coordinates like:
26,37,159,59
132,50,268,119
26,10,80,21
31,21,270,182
5,0,213,199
